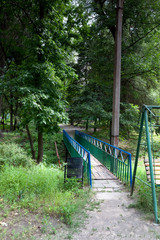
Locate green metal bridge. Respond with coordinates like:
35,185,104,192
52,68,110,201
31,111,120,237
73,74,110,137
64,105,160,223
63,129,132,189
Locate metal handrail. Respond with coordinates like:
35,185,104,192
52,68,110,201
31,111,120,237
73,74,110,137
75,130,132,186
63,130,92,188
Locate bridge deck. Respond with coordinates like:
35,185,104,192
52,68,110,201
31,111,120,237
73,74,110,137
91,154,118,180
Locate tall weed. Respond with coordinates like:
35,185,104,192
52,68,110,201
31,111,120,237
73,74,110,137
0,164,90,224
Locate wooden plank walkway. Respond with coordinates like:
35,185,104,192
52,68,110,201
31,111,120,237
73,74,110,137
91,154,118,180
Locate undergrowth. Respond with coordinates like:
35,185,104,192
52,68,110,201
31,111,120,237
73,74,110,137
0,130,92,226
0,142,34,168
132,165,153,212
0,164,90,224
0,129,65,165
130,162,160,220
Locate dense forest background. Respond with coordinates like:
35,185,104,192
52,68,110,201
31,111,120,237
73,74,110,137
1,0,160,161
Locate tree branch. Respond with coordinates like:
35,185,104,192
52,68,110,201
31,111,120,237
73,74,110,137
9,1,41,36
0,41,8,68
94,0,116,40
122,69,158,78
122,23,160,53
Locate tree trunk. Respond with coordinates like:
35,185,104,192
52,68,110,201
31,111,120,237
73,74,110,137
37,129,43,164
10,93,14,131
110,120,112,144
26,125,36,159
94,118,97,133
2,113,5,130
13,117,17,131
86,119,89,130
70,118,74,125
0,96,3,137
10,108,13,131
13,96,19,131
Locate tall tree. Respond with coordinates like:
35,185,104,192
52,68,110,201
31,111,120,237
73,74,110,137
70,0,160,121
0,0,76,162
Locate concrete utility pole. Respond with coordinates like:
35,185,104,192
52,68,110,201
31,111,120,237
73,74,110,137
111,0,124,147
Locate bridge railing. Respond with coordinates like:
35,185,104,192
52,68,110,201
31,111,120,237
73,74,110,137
63,130,92,188
75,130,132,186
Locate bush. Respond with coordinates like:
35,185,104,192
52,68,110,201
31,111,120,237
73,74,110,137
0,143,34,168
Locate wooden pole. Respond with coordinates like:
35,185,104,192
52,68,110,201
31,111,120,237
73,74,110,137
111,0,124,147
55,141,61,166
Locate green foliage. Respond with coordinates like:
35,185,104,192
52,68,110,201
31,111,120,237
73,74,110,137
44,132,65,165
68,83,109,129
132,164,160,216
0,164,91,224
19,62,68,132
0,142,34,169
0,164,62,201
133,166,153,212
1,129,65,165
68,0,160,111
120,103,140,138
25,131,65,165
0,0,78,161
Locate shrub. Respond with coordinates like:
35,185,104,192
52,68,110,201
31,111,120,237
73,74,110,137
0,143,34,168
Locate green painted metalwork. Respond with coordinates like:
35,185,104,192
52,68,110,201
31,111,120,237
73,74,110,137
131,109,145,195
63,130,92,188
75,131,132,185
145,110,158,223
131,105,160,223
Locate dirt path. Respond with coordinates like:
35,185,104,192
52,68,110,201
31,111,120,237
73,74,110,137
60,124,85,138
72,180,160,240
62,125,160,240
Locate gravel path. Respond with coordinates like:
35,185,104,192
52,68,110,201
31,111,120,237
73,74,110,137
61,125,160,240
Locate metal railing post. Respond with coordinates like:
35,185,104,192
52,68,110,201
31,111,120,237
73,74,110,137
131,111,145,196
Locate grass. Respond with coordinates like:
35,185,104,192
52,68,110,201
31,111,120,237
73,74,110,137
0,128,94,239
129,164,153,211
0,163,92,224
